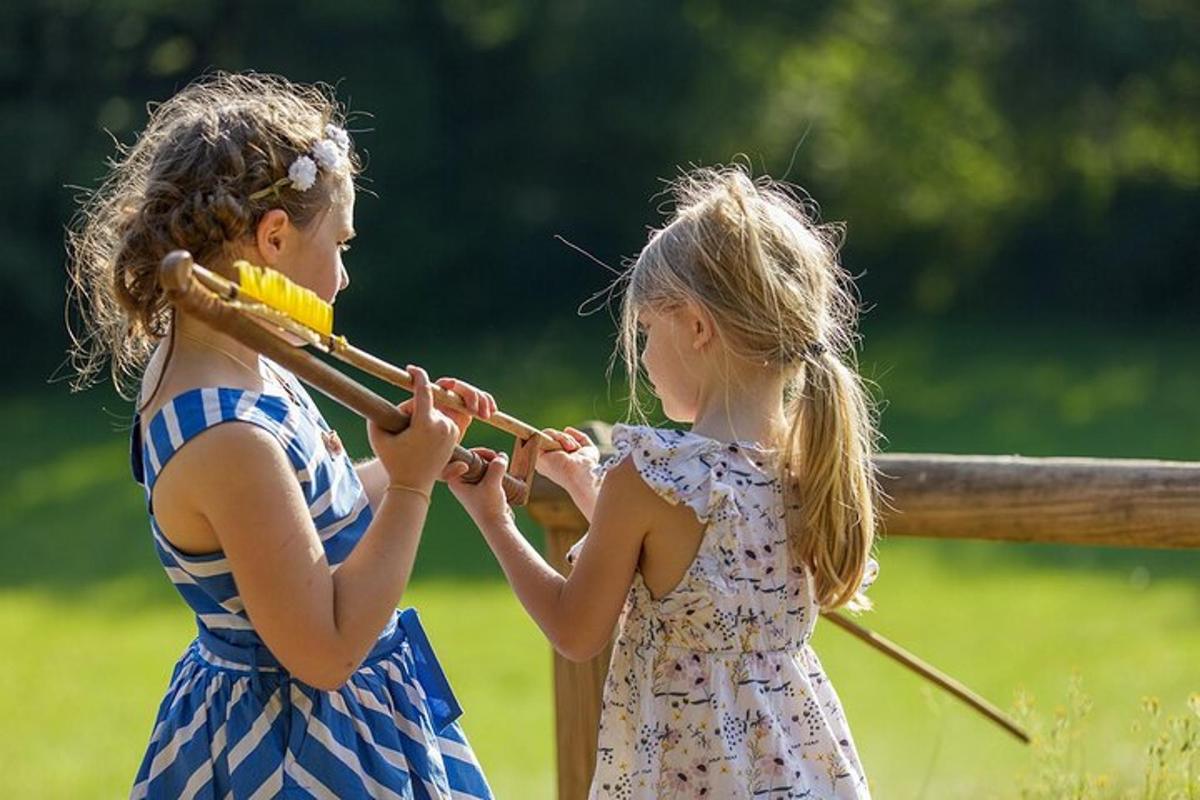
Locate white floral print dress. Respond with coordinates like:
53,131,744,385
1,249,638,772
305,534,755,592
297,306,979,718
571,424,877,800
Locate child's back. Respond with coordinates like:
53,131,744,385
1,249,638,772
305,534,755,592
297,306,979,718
582,424,874,799
447,165,881,799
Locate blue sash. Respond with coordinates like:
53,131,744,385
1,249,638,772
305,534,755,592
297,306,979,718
196,607,462,732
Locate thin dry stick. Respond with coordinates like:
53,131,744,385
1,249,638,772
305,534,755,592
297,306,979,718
822,611,1030,743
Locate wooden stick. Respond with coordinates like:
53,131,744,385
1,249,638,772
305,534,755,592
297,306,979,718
189,263,562,452
160,251,532,505
821,611,1029,743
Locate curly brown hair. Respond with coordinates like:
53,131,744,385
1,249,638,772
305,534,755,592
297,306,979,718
66,72,360,397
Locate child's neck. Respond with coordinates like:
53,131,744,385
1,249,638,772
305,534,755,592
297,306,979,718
689,369,787,449
169,317,267,385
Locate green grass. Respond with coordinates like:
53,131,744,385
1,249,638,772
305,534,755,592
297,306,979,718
3,318,1198,798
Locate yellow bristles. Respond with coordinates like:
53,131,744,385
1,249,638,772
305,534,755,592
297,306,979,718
233,260,334,336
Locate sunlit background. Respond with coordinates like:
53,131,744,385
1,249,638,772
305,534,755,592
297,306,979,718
2,1,1198,796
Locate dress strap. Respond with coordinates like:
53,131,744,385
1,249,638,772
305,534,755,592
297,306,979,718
134,386,293,494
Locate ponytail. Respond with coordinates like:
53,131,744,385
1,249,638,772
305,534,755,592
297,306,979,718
782,348,879,611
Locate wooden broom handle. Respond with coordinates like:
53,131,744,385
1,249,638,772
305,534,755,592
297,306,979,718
160,251,529,505
336,346,561,451
191,261,561,451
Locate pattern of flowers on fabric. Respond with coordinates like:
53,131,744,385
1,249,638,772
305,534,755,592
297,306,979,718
583,424,877,799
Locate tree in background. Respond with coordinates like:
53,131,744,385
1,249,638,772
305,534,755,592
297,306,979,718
3,0,1196,379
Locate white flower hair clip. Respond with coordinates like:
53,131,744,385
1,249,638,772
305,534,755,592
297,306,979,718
249,124,351,201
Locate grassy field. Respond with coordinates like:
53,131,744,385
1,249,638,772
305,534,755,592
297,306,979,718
2,318,1198,798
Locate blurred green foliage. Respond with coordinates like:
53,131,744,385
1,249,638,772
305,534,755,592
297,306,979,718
1,0,1197,384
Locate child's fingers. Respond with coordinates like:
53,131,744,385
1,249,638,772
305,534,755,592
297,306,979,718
446,448,499,485
563,426,595,449
543,427,578,452
433,376,475,415
486,453,509,485
435,376,494,418
408,365,432,422
442,460,471,482
471,446,499,460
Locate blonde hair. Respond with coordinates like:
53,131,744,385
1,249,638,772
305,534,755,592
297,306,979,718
66,72,359,397
615,165,882,611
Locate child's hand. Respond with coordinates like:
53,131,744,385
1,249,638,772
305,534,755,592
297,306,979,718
368,365,460,491
537,427,601,502
445,447,512,529
398,375,496,443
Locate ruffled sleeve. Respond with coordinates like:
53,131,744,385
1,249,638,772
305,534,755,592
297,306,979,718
591,424,743,526
566,424,740,567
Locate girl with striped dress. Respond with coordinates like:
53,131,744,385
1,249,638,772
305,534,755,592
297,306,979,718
67,73,494,799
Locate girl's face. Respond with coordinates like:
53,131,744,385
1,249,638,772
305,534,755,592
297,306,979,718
285,179,355,304
638,303,714,423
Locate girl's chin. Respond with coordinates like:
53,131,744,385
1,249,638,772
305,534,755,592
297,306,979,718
317,283,340,304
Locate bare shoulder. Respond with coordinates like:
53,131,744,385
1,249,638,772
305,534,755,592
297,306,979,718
597,455,659,508
595,454,695,529
594,449,706,599
174,422,292,492
607,452,693,503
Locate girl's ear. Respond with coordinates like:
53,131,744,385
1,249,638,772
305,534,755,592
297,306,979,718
254,209,291,265
683,299,715,351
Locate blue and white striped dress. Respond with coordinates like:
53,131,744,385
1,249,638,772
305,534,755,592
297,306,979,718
129,360,492,799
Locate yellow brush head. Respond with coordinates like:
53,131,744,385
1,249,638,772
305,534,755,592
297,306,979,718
233,260,334,336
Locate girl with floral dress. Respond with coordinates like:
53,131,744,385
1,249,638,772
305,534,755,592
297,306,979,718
67,73,495,799
449,166,881,799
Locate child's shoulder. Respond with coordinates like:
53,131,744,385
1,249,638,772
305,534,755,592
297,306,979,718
609,422,710,453
600,424,771,524
604,424,721,477
607,423,774,470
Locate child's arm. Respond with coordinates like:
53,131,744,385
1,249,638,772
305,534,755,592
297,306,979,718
448,451,659,662
153,367,459,689
354,457,389,511
535,426,602,521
